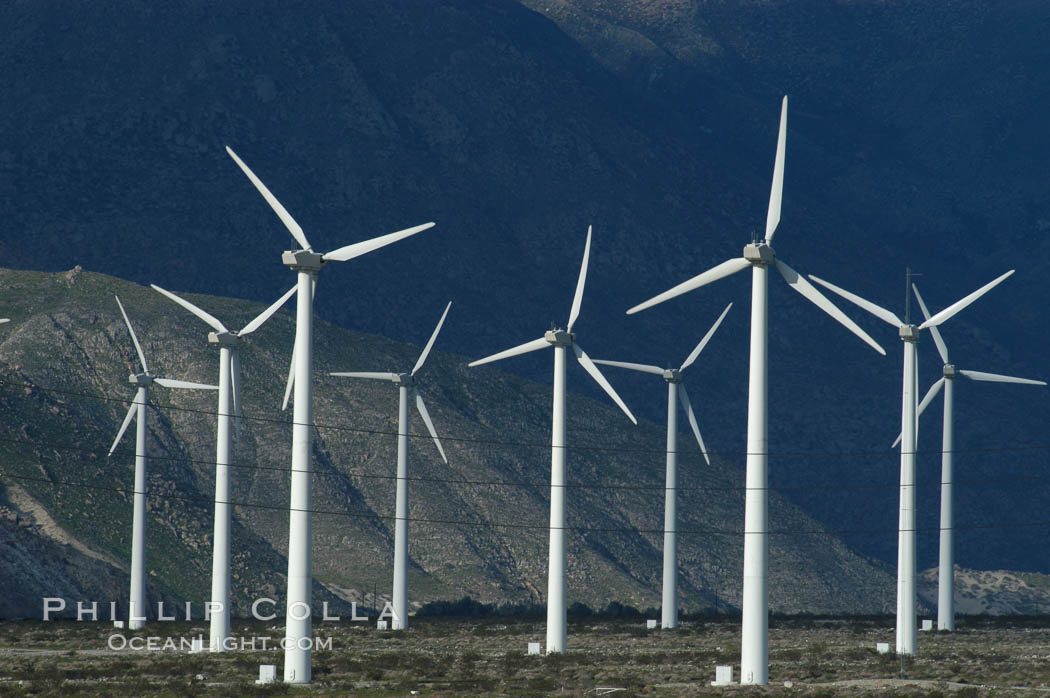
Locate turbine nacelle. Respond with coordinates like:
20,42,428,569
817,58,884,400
544,329,575,347
208,331,241,346
662,368,682,383
128,373,153,386
281,250,326,272
943,363,957,378
742,242,775,266
899,324,920,342
392,372,415,387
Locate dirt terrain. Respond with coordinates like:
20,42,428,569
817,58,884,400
1,615,1048,696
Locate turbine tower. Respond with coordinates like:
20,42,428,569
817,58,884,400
469,226,637,654
151,283,298,651
595,302,731,629
626,97,886,685
809,269,1014,655
108,296,218,630
330,301,451,631
901,284,1045,632
226,146,435,684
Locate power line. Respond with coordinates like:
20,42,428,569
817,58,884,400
5,377,1050,461
4,470,1050,538
2,431,1050,495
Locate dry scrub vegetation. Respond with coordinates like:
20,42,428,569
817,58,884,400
0,615,1048,696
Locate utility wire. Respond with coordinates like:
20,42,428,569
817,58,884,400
4,469,1049,538
2,433,1049,495
4,377,1049,461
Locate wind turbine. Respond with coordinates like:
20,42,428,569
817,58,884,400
108,296,218,630
808,269,1014,654
330,301,451,631
896,283,1045,632
469,226,637,654
625,96,886,685
150,283,298,651
594,302,731,630
226,145,435,684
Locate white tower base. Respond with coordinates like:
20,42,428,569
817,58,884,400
740,263,769,685
129,385,149,631
284,269,316,684
546,344,568,655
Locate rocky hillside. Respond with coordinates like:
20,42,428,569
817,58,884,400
0,268,893,618
918,567,1050,617
1,0,1048,578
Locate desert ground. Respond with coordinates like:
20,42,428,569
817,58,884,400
0,615,1048,696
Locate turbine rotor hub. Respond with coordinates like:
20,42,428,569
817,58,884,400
743,242,775,266
544,329,574,346
393,373,414,387
128,373,153,386
663,368,682,383
943,364,956,378
899,324,920,342
282,249,325,272
208,331,240,346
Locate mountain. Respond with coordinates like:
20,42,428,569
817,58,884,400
918,567,1050,616
1,0,1048,579
0,268,895,618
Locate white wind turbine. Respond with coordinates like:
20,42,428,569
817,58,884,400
594,302,731,630
626,96,886,685
896,283,1045,632
330,301,451,631
108,296,218,630
151,283,298,652
226,145,434,684
469,226,637,654
808,269,1014,655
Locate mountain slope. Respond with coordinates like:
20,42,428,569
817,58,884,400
1,0,1048,576
0,267,894,618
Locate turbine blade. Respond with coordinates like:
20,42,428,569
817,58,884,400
225,146,311,251
150,285,228,334
893,377,945,449
567,226,592,332
591,359,665,375
0,319,9,324
412,301,452,376
911,284,948,364
414,389,447,464
779,262,886,355
114,296,149,374
468,337,549,367
322,222,435,262
765,95,788,244
959,369,1047,386
329,371,398,380
108,401,138,456
680,302,733,371
807,274,903,327
919,270,1015,329
279,278,314,411
231,349,243,443
627,257,750,315
677,383,710,465
239,284,298,336
572,343,637,424
155,377,219,390
281,347,295,411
